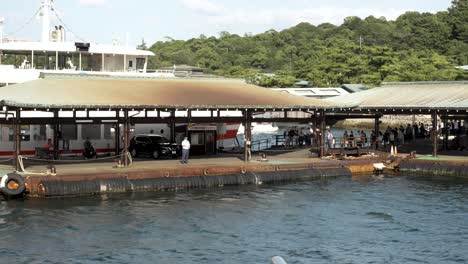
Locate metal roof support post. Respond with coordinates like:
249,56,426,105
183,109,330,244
443,116,449,150
187,110,192,138
14,110,21,171
244,110,252,162
114,122,121,156
53,110,59,160
55,51,58,70
374,116,380,150
101,53,105,72
123,110,130,167
432,111,438,157
123,54,126,72
320,111,326,158
79,52,82,71
170,110,175,143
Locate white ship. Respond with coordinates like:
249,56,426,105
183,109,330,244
0,0,239,157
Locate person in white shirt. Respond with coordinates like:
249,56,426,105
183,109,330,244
181,137,191,164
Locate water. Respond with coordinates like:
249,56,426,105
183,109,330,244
1,176,468,264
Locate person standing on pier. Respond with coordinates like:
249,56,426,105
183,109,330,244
181,137,191,164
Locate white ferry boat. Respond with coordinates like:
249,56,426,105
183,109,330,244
0,0,239,157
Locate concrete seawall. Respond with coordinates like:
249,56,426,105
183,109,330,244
399,159,468,179
23,160,379,198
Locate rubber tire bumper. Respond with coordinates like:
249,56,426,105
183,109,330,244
0,172,26,196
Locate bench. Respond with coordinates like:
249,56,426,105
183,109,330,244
35,147,53,160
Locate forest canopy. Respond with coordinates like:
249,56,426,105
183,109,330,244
146,0,468,87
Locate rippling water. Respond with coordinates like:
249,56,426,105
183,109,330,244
1,176,468,264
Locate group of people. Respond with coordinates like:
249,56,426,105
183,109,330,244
371,123,430,149
283,127,317,147
340,130,368,148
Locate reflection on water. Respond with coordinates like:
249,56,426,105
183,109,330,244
1,176,468,264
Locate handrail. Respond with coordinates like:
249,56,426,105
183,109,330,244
250,138,271,151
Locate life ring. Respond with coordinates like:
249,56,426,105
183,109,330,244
0,172,26,197
164,171,170,178
204,169,209,176
241,168,247,174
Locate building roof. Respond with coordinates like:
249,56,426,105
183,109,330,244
341,84,368,93
326,81,468,110
272,87,349,98
0,41,154,56
0,76,335,110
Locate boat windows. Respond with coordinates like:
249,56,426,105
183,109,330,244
103,124,114,140
61,125,78,141
81,124,101,140
0,125,30,141
190,133,205,146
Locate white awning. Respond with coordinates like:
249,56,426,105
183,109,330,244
0,41,154,56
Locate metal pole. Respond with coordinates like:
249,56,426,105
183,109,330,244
115,123,120,156
123,54,126,72
244,110,252,162
14,110,21,171
320,111,326,158
433,111,438,157
53,110,59,160
374,116,380,150
101,53,105,72
443,117,449,150
170,110,175,143
123,110,129,167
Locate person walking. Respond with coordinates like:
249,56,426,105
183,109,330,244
181,137,190,164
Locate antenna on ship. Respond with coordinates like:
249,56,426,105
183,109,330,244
39,0,54,42
0,17,4,43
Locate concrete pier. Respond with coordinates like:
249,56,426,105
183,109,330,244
17,150,382,198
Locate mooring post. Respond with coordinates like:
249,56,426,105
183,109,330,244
320,111,326,158
14,109,21,171
432,111,438,157
374,116,380,150
244,110,252,162
123,109,130,167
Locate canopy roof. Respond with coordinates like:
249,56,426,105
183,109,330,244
326,81,468,110
0,77,334,110
0,42,154,56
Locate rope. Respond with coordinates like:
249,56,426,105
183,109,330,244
4,8,42,38
18,156,25,173
0,157,14,163
22,154,124,163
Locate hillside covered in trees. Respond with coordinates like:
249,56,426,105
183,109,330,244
146,0,468,87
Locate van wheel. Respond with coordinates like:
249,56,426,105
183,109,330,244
130,149,138,158
152,150,160,159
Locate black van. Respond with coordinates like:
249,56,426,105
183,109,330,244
129,134,179,159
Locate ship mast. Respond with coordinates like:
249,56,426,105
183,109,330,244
40,0,53,42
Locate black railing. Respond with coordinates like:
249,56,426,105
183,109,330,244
251,138,272,151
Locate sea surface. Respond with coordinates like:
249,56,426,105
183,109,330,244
1,175,468,264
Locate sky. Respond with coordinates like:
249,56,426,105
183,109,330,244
0,0,453,47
